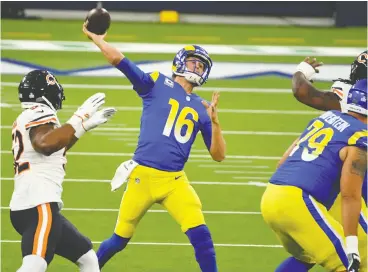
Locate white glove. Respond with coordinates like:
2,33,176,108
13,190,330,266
296,61,317,81
83,107,117,131
67,93,106,138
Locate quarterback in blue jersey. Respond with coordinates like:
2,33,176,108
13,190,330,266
275,53,368,272
83,24,226,271
262,79,368,272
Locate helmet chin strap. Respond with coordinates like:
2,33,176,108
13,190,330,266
41,96,57,112
184,73,202,86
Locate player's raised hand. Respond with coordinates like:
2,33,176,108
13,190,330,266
75,93,106,121
303,57,323,73
83,107,117,131
202,91,220,124
82,21,106,42
296,57,324,81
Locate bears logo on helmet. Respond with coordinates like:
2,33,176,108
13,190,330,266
350,50,367,83
18,70,65,111
172,45,213,86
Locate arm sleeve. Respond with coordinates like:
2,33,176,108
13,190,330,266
200,119,212,151
115,58,155,97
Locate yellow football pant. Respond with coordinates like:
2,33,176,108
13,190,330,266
261,183,348,272
114,165,205,238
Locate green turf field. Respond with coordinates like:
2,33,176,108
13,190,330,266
1,19,367,271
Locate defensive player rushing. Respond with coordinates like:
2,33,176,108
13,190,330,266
275,52,367,272
83,23,226,271
10,70,116,272
261,78,367,271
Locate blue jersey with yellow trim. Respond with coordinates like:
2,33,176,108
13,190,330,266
270,110,367,209
115,58,212,172
133,72,212,171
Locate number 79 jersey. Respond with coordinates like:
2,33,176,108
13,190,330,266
270,110,367,209
10,104,66,211
132,72,212,171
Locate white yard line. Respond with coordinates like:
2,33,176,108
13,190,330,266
0,177,267,186
189,159,253,163
0,125,301,136
0,239,281,248
1,82,296,93
0,150,281,160
0,104,319,115
0,206,260,215
0,82,335,94
199,165,269,168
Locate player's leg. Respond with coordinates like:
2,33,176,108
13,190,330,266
275,257,315,272
329,194,367,272
358,209,367,272
54,214,99,272
97,166,154,268
159,174,217,272
10,203,62,272
261,184,348,272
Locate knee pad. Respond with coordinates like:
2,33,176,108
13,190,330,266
186,225,216,260
17,255,47,272
77,249,100,272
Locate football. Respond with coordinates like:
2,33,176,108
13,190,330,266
85,8,111,35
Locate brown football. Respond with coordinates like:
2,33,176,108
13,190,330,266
85,8,111,35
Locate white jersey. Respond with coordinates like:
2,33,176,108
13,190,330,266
10,104,67,211
330,80,352,113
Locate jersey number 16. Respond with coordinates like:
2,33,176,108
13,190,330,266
162,98,199,144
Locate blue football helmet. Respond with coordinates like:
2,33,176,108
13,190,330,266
172,45,213,86
346,79,367,116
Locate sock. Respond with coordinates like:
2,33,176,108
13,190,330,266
96,233,130,268
276,257,315,272
186,225,218,272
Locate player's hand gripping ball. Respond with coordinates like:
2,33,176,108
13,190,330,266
85,8,111,35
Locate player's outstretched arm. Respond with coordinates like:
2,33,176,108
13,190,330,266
339,145,366,271
30,124,78,156
30,93,116,156
82,22,124,65
340,146,365,236
82,23,154,96
292,57,341,111
202,92,226,162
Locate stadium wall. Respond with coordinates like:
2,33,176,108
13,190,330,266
1,1,366,27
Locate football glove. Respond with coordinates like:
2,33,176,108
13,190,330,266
348,253,360,272
83,107,117,131
67,93,106,138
